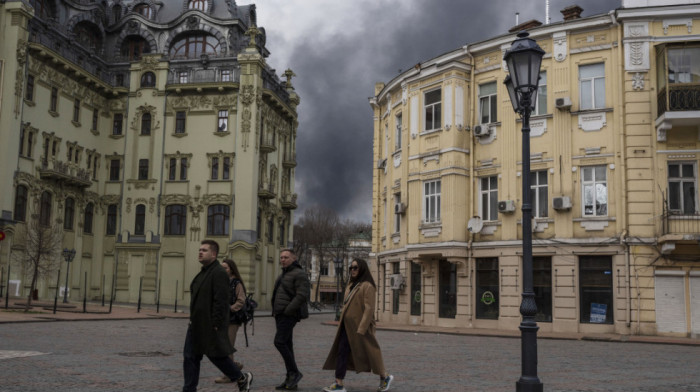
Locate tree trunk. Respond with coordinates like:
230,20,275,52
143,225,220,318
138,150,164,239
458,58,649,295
25,262,39,312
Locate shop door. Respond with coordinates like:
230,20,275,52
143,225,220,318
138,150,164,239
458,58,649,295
655,272,686,334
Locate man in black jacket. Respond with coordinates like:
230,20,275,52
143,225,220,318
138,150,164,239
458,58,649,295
271,248,310,390
183,240,253,392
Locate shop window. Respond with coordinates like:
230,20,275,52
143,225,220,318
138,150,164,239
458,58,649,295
579,256,613,324
533,256,552,322
392,263,400,314
476,258,499,320
410,262,421,316
438,259,456,318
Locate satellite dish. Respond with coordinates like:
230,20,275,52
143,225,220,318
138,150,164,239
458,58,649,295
467,216,483,233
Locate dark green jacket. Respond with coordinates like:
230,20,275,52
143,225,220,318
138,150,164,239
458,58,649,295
189,260,233,357
271,261,310,317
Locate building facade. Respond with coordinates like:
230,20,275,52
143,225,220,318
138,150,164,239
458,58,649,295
0,0,299,309
370,0,700,338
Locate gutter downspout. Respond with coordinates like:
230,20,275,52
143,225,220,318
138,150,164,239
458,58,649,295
465,43,476,325
114,85,131,301
154,88,169,308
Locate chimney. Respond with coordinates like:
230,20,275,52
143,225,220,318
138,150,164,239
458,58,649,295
508,19,543,33
561,5,583,21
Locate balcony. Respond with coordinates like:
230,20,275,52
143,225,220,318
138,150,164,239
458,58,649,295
260,136,276,153
659,200,700,255
38,159,92,188
280,192,298,210
258,180,276,199
282,153,297,168
655,84,700,141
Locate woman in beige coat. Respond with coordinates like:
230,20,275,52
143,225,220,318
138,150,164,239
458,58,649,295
322,258,394,392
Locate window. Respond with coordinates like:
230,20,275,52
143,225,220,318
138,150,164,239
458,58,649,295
84,203,94,234
480,176,498,221
39,191,52,227
138,159,149,180
109,159,120,181
393,194,401,233
535,71,547,115
267,217,274,243
175,111,186,133
92,108,99,131
424,89,441,131
207,204,229,236
479,82,497,124
392,263,400,314
533,257,552,322
141,113,151,135
579,63,605,110
121,36,150,61
278,220,285,245
140,72,155,88
475,258,499,320
169,34,220,59
19,127,35,158
667,47,700,84
221,69,231,82
582,166,607,217
395,114,402,150
64,198,75,230
134,3,154,19
106,204,117,235
531,170,548,218
50,87,58,112
579,256,613,324
73,99,81,123
165,204,187,235
423,180,441,223
178,71,188,83
222,157,231,180
25,75,35,101
410,262,421,316
169,158,177,180
116,74,125,86
113,113,123,135
211,157,218,180
439,259,457,318
14,185,28,222
180,158,188,180
668,162,697,214
320,262,329,276
188,0,208,10
134,204,145,235
217,110,228,132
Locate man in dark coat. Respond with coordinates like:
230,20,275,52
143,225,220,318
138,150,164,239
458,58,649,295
182,240,253,392
271,248,310,390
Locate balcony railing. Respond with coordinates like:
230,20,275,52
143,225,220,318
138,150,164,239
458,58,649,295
260,136,277,153
38,159,92,188
281,192,298,210
662,198,700,236
657,83,700,117
282,152,297,168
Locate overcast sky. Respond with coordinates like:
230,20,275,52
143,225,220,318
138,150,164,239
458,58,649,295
238,0,618,223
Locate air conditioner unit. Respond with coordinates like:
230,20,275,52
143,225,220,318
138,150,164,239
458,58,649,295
552,196,572,210
555,97,572,111
498,200,516,213
394,202,406,215
390,274,405,290
473,124,491,137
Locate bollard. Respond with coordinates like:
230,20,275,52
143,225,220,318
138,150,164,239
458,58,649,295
137,276,143,313
174,280,178,313
109,274,115,313
101,275,105,307
4,263,10,309
83,272,87,313
156,278,161,313
53,268,61,314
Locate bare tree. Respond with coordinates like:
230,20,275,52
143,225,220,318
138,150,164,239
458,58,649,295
295,205,339,302
12,214,63,311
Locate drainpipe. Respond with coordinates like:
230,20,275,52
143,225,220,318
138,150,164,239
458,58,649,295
620,230,631,329
154,88,169,307
465,44,476,324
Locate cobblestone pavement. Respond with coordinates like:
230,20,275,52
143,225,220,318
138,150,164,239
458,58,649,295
1,313,699,392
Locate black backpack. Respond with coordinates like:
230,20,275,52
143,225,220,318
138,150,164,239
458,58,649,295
231,280,258,347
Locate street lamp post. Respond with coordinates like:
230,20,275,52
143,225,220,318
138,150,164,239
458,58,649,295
62,248,76,304
333,258,343,321
503,31,545,392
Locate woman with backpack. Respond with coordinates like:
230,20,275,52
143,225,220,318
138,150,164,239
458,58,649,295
215,258,247,384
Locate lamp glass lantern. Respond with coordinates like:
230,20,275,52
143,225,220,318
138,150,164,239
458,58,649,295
504,32,545,99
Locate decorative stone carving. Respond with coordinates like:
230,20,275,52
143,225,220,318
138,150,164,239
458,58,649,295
186,16,199,30
663,18,692,34
241,108,251,151
530,118,547,137
632,72,645,90
240,85,255,106
130,104,160,132
553,32,567,62
578,112,607,132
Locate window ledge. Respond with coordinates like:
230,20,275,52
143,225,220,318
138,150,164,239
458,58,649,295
419,128,443,137
90,129,99,136
214,131,230,137
208,179,232,182
172,132,187,138
72,121,81,128
24,99,36,107
165,180,189,183
570,107,614,115
573,216,615,231
48,110,59,117
109,134,124,139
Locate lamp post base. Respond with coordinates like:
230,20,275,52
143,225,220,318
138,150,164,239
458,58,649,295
516,379,543,392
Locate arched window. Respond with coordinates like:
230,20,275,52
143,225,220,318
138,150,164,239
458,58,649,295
64,198,75,230
207,204,229,236
30,0,54,19
39,191,52,226
169,34,220,59
141,113,151,135
84,203,94,234
165,204,187,235
140,72,155,88
13,185,28,222
106,204,118,235
73,22,103,52
121,36,150,61
112,5,122,24
135,204,146,235
134,3,154,19
188,0,208,11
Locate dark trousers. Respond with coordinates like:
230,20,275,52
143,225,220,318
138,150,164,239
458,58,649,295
183,326,242,392
274,314,299,375
335,323,351,380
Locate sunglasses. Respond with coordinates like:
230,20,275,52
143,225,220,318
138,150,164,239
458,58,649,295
349,266,359,271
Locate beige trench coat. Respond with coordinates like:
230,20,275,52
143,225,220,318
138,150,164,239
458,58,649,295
322,281,386,376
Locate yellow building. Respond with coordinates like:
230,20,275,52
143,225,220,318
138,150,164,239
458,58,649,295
370,1,700,338
0,0,299,309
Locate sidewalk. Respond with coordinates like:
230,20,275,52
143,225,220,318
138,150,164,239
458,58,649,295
2,298,698,347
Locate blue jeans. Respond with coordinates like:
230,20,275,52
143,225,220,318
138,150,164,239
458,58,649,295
274,314,299,375
183,326,242,392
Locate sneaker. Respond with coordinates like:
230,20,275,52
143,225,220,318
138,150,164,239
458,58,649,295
214,375,233,383
286,371,303,389
377,374,394,392
275,373,291,390
237,372,253,392
323,382,347,392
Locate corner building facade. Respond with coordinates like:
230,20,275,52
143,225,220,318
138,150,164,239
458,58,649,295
0,0,299,309
370,0,700,338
